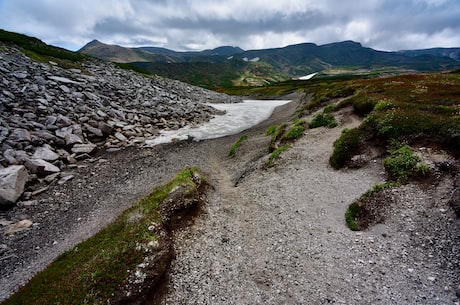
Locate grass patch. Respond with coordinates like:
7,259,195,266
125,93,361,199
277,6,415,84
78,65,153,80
281,119,306,141
4,168,204,305
268,123,288,146
362,182,400,198
415,162,431,176
268,145,290,167
229,135,249,158
309,113,338,129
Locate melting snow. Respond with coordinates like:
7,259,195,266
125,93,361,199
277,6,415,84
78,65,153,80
298,72,318,80
145,100,291,146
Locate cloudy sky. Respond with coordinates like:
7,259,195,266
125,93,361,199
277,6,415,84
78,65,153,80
0,0,459,52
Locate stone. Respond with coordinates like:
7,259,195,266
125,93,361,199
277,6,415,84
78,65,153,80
44,172,60,183
32,146,59,161
84,124,103,137
114,132,128,141
3,149,19,165
9,128,31,142
33,130,57,141
55,126,73,139
0,165,28,206
0,126,9,142
58,175,74,185
56,115,72,127
0,244,10,255
5,219,33,235
25,159,60,175
48,75,79,84
71,143,97,154
98,121,113,135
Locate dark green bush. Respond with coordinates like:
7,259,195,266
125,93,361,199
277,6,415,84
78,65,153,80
352,97,377,116
329,128,361,169
345,201,362,231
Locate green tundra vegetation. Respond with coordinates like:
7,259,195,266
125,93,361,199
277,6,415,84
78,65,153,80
223,71,458,230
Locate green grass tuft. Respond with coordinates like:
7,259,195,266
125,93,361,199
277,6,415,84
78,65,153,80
229,135,249,158
282,119,306,141
268,145,290,167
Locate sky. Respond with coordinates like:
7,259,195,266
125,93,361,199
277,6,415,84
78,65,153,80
0,0,459,52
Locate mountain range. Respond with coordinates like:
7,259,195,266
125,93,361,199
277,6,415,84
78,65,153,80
80,39,460,88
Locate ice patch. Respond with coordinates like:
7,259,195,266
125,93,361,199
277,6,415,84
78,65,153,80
145,100,291,146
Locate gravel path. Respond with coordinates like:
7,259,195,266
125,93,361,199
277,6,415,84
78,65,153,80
1,97,458,304
163,110,460,304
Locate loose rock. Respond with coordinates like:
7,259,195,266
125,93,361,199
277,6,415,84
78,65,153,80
0,165,28,207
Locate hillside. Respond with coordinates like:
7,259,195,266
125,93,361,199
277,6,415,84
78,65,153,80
0,30,459,304
399,47,460,61
79,39,460,88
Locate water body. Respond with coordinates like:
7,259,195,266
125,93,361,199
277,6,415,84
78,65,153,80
145,100,292,145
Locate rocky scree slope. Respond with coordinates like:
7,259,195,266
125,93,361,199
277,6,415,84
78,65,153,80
0,43,240,208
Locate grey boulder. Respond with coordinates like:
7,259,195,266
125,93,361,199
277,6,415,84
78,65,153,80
0,165,28,206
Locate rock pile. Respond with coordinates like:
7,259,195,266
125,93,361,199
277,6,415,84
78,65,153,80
0,43,240,207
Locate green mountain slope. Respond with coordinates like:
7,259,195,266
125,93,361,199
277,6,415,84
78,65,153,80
79,39,460,88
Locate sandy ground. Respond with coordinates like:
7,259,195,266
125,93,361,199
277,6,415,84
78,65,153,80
1,96,459,304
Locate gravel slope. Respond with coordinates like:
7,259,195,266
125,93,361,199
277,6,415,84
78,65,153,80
1,97,458,304
163,109,460,304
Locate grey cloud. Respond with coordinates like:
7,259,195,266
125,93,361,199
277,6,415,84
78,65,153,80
0,0,459,51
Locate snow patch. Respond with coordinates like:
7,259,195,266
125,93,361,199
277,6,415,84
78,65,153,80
145,100,291,146
298,72,318,80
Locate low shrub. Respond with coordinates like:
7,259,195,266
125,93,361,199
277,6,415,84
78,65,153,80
309,113,338,129
383,144,420,183
329,128,361,169
362,182,399,198
345,201,362,231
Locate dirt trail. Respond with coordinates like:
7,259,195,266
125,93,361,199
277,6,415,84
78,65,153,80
162,109,459,304
1,98,458,304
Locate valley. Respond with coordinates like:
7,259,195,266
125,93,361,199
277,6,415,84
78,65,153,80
0,30,459,304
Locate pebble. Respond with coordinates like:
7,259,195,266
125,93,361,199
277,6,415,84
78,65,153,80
5,219,33,235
